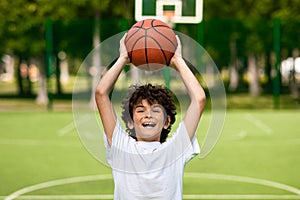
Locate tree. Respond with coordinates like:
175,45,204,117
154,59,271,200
0,0,133,102
2,0,299,98
204,0,300,95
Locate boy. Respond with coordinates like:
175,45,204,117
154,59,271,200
95,34,206,199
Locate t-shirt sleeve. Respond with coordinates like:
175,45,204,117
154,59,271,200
170,121,200,164
103,119,135,166
186,131,200,163
103,119,124,165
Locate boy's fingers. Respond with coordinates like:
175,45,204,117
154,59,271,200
174,35,182,57
119,33,128,58
120,33,127,43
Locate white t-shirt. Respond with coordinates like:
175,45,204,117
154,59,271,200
104,120,200,200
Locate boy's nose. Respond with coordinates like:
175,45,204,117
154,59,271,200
145,110,152,118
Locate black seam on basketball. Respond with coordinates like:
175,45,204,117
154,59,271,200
132,20,147,30
128,51,132,63
126,20,146,43
152,25,170,28
133,27,150,31
125,28,142,44
141,19,145,28
152,26,177,49
150,19,170,29
145,30,149,66
144,26,169,31
130,35,146,62
132,19,169,31
151,20,174,64
134,19,144,28
151,19,170,28
148,35,168,65
150,19,155,27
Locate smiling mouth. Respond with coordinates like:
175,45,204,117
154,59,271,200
142,122,156,128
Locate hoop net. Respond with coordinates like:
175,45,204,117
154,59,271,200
163,10,175,28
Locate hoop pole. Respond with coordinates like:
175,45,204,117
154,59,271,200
45,18,53,111
273,18,280,110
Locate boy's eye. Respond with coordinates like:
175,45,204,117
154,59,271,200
152,109,161,113
151,105,163,113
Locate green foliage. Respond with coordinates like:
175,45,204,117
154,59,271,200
0,0,300,96
0,0,299,60
204,0,300,53
0,0,129,58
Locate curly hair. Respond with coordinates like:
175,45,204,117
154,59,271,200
121,83,177,143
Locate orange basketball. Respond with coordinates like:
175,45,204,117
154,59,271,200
125,19,178,71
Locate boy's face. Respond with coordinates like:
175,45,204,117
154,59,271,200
129,99,170,142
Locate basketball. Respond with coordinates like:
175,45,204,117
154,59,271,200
125,19,178,71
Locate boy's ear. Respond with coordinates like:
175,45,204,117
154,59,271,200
164,115,171,129
127,120,134,129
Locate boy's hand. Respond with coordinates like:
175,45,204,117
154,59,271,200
170,35,182,68
119,33,130,63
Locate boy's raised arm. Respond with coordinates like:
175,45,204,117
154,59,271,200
95,34,129,146
170,36,206,141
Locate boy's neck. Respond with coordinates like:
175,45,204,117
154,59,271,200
136,135,161,143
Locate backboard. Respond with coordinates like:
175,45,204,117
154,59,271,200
135,0,203,24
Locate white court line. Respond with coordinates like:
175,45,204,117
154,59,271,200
58,121,76,136
244,113,273,135
58,115,91,136
4,174,112,200
1,194,300,200
4,173,300,200
0,138,80,147
226,130,248,141
185,173,300,195
183,194,300,199
5,194,114,199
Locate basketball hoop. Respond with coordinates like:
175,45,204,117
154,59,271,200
135,0,203,25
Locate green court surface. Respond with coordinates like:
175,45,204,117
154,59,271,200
1,109,300,200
